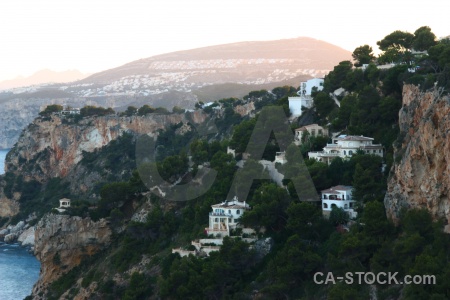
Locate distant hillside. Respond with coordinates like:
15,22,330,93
83,37,351,84
0,69,89,90
0,37,351,149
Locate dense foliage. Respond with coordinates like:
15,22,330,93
12,26,450,299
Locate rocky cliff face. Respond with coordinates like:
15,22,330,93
0,110,206,217
5,111,206,181
32,214,112,299
384,85,450,228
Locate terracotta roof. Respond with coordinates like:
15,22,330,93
295,124,321,131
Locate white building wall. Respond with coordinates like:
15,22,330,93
288,97,313,117
300,78,324,96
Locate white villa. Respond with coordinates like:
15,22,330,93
321,185,357,218
289,78,324,117
295,124,328,144
206,196,250,237
172,197,255,257
308,135,384,164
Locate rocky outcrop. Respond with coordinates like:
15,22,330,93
384,85,450,227
0,110,207,215
32,214,112,299
18,226,35,247
6,111,206,181
0,220,31,244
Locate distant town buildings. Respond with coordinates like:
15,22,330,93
289,78,324,117
308,135,384,164
321,185,357,218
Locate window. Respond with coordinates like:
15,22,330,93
215,218,218,222
323,194,328,199
228,210,231,214
236,210,240,215
343,150,346,155
318,129,323,135
323,203,328,209
349,150,353,155
344,204,348,209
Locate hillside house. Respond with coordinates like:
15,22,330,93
205,196,250,238
308,135,383,164
59,198,71,208
288,78,324,117
295,124,328,144
321,185,357,218
274,151,287,164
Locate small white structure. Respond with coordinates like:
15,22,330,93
274,151,287,164
59,198,71,208
289,78,324,117
295,124,328,144
60,107,80,115
227,146,236,158
206,196,250,237
53,198,71,213
321,185,357,218
308,135,384,164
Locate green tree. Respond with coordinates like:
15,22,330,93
413,26,437,51
352,45,375,67
122,106,137,116
324,61,354,92
39,104,63,116
172,105,185,114
329,207,349,225
313,91,336,122
377,30,414,51
240,183,290,231
137,104,155,116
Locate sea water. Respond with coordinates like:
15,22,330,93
0,150,40,299
0,148,9,175
0,243,40,300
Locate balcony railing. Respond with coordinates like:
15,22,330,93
309,151,340,156
210,212,232,217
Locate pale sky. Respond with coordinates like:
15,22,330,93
0,0,449,82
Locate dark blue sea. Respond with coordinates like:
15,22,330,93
0,242,40,300
0,150,40,298
0,148,9,174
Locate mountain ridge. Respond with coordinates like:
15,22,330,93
0,69,89,90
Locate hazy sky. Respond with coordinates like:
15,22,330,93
0,0,448,82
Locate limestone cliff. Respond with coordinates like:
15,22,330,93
384,85,450,227
0,110,206,217
6,111,206,181
32,214,112,299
